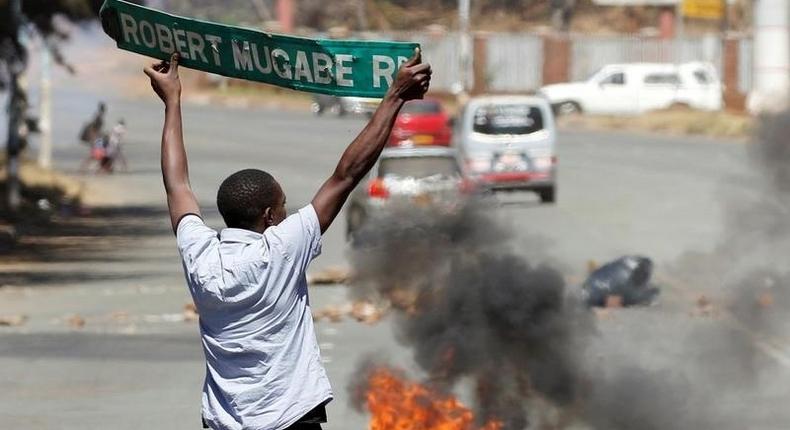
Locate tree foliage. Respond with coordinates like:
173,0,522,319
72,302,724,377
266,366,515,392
0,0,142,88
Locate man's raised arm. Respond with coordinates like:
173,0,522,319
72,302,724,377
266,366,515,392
144,53,200,233
312,49,432,233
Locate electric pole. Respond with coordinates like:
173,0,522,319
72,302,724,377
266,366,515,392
457,0,471,94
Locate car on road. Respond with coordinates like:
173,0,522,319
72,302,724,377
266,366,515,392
388,99,453,147
539,62,723,116
455,95,557,203
346,146,470,240
311,94,381,117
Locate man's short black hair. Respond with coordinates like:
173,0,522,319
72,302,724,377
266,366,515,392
217,169,280,230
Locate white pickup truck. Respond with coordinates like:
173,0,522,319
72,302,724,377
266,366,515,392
539,62,723,115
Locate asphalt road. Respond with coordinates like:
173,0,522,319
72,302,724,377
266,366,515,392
2,29,789,430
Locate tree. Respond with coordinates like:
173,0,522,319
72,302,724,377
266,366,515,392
0,0,143,213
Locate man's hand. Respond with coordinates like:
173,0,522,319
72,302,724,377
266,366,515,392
386,48,432,102
144,52,182,106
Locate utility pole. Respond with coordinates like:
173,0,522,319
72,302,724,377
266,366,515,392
457,0,471,94
675,1,685,64
37,42,52,170
276,0,294,33
5,0,23,213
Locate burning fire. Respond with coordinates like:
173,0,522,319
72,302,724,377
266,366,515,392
365,367,503,430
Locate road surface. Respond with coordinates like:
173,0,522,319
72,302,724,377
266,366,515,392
2,28,789,430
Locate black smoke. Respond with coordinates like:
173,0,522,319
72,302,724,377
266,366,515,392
347,113,790,430
348,204,594,428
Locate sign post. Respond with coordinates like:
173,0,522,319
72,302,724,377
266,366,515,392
100,0,419,98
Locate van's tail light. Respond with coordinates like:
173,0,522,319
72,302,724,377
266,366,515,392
367,178,390,199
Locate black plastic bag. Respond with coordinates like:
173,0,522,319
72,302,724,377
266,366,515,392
582,256,660,307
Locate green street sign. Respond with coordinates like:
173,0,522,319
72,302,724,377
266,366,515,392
100,0,419,97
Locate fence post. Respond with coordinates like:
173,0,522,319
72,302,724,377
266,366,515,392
542,34,571,85
472,33,488,95
722,37,745,112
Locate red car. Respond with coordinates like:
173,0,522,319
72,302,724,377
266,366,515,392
388,99,452,147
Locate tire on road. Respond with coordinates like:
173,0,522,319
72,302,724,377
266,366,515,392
554,101,582,116
537,186,556,204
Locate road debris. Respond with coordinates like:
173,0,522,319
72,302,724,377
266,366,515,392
757,291,775,309
67,314,86,329
307,266,351,285
313,305,346,323
0,314,27,327
691,294,720,318
604,295,623,308
582,255,660,307
313,301,387,325
350,301,384,324
110,310,131,323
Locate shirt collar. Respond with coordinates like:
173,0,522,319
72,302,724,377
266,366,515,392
220,228,264,244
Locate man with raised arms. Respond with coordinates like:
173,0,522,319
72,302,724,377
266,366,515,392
143,49,431,429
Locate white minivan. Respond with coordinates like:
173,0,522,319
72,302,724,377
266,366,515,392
455,96,557,203
539,62,723,115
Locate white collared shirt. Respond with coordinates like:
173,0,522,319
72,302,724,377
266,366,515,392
176,205,332,430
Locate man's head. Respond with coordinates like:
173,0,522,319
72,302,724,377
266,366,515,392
217,169,286,232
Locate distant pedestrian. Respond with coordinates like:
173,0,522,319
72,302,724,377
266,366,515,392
105,119,128,173
145,51,431,430
79,102,107,174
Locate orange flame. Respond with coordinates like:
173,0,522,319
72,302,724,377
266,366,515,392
365,368,503,430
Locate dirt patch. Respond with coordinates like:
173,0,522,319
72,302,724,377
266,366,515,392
558,108,754,140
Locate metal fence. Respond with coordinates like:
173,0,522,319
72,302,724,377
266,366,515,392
335,30,753,95
409,32,462,92
570,34,724,82
485,33,543,92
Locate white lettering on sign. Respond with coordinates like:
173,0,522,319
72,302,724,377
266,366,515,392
232,40,253,71
313,53,332,85
139,20,157,49
294,51,314,83
114,12,416,91
120,13,140,45
335,54,354,87
205,35,223,66
271,49,292,79
155,23,175,54
372,55,395,88
186,31,208,63
252,43,272,73
173,29,188,57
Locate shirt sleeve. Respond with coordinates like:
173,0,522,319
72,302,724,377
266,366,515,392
267,204,323,271
176,214,220,277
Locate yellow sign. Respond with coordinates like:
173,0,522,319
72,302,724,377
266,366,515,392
682,0,724,19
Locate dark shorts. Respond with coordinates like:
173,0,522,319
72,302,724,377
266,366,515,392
202,403,327,429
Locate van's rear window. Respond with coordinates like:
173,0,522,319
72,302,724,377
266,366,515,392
379,156,460,179
473,104,544,135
